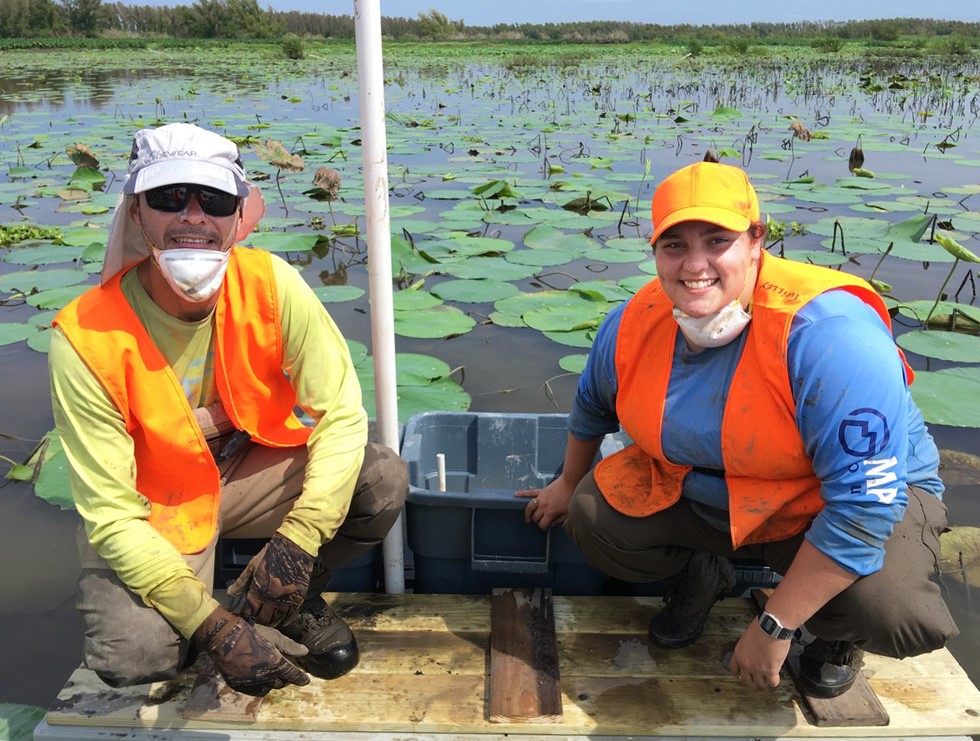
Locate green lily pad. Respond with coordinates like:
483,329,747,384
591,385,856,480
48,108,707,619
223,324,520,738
488,311,525,328
25,431,73,510
780,250,848,266
897,330,980,363
939,525,980,586
523,303,605,333
910,369,980,428
0,268,88,294
2,243,86,265
524,225,597,253
936,234,980,263
24,284,88,309
897,301,980,327
396,353,454,386
312,285,365,303
27,328,52,354
0,323,37,346
619,274,653,293
394,304,475,338
571,281,633,303
559,354,588,373
246,231,320,253
392,290,442,311
442,256,539,281
543,328,595,348
362,378,471,422
347,339,369,366
430,279,517,303
0,703,46,741
505,248,573,267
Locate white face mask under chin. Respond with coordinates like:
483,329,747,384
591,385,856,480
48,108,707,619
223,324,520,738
672,300,752,349
152,247,230,303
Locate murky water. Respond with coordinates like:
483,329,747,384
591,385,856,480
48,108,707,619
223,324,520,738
1,47,978,711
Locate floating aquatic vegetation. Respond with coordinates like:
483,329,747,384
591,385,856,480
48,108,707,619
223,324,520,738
0,44,978,467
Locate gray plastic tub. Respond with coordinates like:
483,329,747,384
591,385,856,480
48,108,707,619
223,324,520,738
401,411,625,595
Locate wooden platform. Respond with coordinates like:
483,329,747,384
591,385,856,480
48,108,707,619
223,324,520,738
42,593,980,739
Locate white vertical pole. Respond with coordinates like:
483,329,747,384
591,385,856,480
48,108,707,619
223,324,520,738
354,0,404,593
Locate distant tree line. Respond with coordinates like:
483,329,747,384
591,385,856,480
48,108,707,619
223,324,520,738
1,0,977,44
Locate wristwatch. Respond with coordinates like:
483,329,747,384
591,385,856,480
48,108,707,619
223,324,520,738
758,610,802,641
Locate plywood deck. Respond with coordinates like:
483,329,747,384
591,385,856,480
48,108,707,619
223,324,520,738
43,593,980,738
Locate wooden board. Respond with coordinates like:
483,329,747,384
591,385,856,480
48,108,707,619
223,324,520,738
751,589,889,727
44,593,980,738
488,587,562,723
180,660,264,723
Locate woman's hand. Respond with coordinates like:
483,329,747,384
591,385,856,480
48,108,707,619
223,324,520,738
728,616,791,690
516,477,576,530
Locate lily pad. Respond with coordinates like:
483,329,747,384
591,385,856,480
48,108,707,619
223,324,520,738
26,431,73,510
0,323,37,346
0,703,46,741
394,304,475,339
362,378,471,422
896,330,980,363
430,279,518,303
939,526,980,588
24,284,88,309
392,290,442,311
247,231,320,253
558,354,588,373
0,268,88,294
312,285,365,303
909,369,980,428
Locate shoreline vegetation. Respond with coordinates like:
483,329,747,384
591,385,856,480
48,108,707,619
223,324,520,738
0,3,977,57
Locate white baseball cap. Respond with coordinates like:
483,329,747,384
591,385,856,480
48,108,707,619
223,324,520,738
102,123,265,284
122,122,249,197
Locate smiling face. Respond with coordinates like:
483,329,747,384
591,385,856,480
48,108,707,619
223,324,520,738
131,188,240,255
653,220,763,318
130,189,241,319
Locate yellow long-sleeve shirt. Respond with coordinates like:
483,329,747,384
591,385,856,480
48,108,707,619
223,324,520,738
49,253,367,638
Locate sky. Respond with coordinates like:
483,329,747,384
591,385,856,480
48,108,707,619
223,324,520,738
257,0,978,26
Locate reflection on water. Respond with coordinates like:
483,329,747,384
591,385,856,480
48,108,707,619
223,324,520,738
1,48,979,712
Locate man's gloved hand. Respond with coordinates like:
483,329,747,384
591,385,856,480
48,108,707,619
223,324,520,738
227,532,315,627
192,605,310,697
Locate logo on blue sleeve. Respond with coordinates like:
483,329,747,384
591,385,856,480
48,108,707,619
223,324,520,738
837,407,890,458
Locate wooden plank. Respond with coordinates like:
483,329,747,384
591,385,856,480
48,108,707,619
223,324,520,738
355,630,487,675
44,593,980,738
180,659,264,723
752,589,890,727
488,587,562,724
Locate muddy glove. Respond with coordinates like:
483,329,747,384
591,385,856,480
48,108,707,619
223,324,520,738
227,532,315,628
192,605,310,697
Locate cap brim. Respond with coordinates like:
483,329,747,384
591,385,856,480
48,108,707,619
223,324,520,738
651,206,752,244
123,160,248,197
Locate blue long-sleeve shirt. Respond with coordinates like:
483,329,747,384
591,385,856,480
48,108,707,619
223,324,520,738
570,289,943,576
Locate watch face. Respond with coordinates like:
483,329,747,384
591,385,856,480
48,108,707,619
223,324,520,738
759,612,793,639
760,613,779,636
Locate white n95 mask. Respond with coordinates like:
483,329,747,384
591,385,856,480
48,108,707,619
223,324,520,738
672,300,752,349
152,247,230,303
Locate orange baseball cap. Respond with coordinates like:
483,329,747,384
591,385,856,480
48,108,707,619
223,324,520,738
650,162,760,244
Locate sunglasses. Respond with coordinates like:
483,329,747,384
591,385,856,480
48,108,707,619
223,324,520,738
143,184,240,217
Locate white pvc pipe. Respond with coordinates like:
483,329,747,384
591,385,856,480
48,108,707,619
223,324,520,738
354,0,404,594
436,453,446,492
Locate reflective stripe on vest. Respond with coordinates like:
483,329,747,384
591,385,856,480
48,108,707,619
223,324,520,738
55,247,311,553
594,252,911,548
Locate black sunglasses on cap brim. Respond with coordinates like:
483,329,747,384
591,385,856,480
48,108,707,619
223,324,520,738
143,184,240,217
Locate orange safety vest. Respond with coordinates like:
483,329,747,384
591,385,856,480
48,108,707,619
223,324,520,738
54,247,312,553
594,252,912,548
